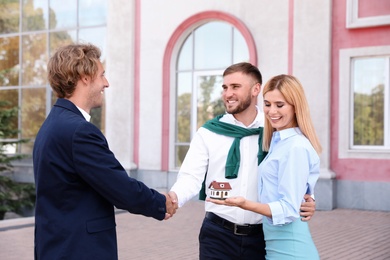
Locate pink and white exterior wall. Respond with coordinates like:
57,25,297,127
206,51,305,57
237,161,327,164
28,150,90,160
105,0,390,211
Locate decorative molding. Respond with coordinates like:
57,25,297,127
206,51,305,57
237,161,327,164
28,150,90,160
339,46,390,159
346,0,390,28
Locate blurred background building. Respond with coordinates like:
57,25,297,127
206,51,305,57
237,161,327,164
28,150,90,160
1,0,389,211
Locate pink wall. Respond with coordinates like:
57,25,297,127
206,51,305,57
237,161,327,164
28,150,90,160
331,0,390,181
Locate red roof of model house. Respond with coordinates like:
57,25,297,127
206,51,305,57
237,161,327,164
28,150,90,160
208,181,232,190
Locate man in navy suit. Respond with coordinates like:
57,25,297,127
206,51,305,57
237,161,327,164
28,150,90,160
33,43,176,259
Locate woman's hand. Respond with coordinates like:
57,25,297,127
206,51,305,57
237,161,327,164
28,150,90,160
206,196,246,207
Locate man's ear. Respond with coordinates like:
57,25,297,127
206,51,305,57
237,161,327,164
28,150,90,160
252,82,261,96
80,75,90,85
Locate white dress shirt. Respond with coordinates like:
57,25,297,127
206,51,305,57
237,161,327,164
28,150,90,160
76,106,91,122
170,109,264,225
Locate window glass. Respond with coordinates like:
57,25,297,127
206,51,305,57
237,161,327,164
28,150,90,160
0,0,20,34
79,27,107,61
22,33,47,86
177,34,193,71
79,0,107,27
175,145,189,169
0,36,20,87
233,28,249,64
176,72,192,143
194,22,232,70
22,0,48,32
174,21,249,168
21,87,46,142
352,57,386,146
196,74,224,129
49,30,76,54
49,0,77,29
20,87,46,154
51,90,57,104
175,72,192,167
0,89,19,139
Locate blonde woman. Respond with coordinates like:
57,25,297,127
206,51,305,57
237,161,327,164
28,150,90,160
208,74,321,259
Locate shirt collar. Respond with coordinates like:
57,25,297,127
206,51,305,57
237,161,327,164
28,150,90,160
222,106,263,128
274,127,301,141
76,106,91,122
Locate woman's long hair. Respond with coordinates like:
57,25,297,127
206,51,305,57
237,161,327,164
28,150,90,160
262,74,322,154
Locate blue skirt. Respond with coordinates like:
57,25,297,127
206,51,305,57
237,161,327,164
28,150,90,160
263,219,319,260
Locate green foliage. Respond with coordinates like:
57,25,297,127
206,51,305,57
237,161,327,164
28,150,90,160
353,84,384,146
175,75,225,167
0,100,34,220
0,100,27,172
198,75,225,129
0,175,36,219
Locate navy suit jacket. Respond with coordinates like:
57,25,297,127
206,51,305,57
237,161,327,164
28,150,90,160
33,99,166,259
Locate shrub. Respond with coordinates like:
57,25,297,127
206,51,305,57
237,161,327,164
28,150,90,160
0,100,34,220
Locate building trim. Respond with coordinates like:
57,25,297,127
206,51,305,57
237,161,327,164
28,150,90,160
288,0,294,74
133,0,141,165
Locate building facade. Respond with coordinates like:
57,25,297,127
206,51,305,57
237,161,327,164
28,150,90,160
1,0,390,211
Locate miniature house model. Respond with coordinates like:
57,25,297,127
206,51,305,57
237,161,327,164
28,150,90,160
208,181,232,200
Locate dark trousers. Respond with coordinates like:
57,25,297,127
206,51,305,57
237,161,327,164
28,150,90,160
199,216,266,260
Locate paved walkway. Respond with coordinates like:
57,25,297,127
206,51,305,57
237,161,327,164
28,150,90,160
1,200,389,259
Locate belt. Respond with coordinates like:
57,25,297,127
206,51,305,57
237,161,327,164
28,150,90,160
205,212,262,236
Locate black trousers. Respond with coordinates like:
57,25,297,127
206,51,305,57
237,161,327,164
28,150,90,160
199,216,266,260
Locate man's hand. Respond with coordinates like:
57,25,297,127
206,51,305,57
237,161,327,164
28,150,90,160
163,192,178,220
168,191,178,205
163,193,175,219
300,194,316,221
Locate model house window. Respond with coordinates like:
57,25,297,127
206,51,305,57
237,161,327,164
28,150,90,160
174,21,250,168
0,0,107,154
339,46,390,159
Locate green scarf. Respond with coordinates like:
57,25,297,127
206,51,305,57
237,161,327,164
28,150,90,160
198,114,267,200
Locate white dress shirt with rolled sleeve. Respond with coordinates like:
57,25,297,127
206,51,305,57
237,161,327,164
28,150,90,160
170,109,264,225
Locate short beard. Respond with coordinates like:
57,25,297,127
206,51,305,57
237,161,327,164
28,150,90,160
225,94,252,115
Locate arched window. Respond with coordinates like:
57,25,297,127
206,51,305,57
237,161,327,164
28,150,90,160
174,21,250,168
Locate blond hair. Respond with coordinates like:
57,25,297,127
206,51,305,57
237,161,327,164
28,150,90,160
262,74,322,154
47,43,101,98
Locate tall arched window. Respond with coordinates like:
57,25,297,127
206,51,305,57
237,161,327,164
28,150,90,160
174,21,250,168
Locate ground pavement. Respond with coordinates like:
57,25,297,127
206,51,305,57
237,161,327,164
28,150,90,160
1,200,389,259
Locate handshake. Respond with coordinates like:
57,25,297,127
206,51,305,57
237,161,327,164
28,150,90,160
162,191,179,220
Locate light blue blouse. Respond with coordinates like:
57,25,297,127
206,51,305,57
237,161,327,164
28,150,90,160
258,127,320,225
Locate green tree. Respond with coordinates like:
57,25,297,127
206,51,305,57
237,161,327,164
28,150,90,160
198,76,216,128
0,101,35,220
176,93,191,166
353,84,384,145
197,75,225,127
0,101,26,170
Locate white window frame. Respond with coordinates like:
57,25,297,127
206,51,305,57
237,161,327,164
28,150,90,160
339,46,390,159
191,71,223,137
170,70,223,169
346,0,390,28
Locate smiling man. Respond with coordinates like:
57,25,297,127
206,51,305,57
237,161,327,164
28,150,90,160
33,43,176,260
169,62,316,260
